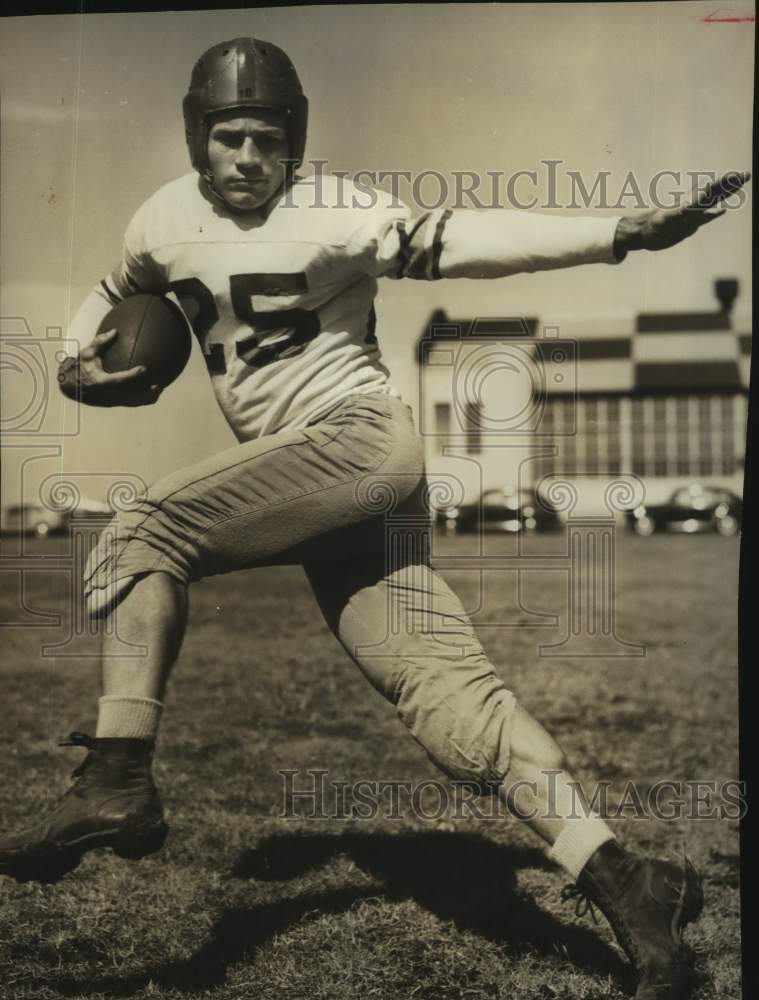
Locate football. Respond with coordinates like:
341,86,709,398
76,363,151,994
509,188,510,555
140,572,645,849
97,293,192,389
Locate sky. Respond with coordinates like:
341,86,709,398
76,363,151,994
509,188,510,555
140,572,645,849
0,2,754,505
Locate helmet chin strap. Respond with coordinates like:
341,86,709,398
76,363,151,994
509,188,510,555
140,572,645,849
200,168,227,206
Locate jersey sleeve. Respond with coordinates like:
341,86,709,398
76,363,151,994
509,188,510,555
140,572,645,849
65,198,167,350
102,199,167,303
66,286,115,347
350,205,623,281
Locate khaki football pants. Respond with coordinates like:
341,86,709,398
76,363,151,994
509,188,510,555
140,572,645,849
84,393,516,786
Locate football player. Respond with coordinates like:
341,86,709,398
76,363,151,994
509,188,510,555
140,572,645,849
0,38,748,1000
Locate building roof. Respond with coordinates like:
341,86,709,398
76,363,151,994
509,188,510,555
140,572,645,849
417,310,539,342
417,299,751,396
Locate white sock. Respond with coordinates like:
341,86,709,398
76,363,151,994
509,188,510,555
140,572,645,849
548,816,616,881
95,696,163,741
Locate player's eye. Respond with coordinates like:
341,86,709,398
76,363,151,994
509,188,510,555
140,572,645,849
212,132,243,149
256,133,284,153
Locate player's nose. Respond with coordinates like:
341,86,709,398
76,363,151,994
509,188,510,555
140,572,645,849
237,137,262,170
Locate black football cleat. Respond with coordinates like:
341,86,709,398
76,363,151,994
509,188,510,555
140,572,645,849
0,732,167,884
563,840,704,999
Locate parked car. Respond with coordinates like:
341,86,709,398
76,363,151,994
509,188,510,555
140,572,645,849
625,484,741,537
437,487,563,535
68,499,113,521
0,504,67,537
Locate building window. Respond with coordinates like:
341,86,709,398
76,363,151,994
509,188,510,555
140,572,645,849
434,402,451,454
542,401,555,431
697,397,713,476
631,398,646,476
536,400,556,476
653,398,668,476
535,397,573,477
675,397,690,475
720,395,735,474
464,400,482,454
606,399,622,474
583,399,599,473
540,395,624,476
533,390,744,482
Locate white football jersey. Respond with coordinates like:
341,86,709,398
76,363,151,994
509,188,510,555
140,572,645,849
72,171,620,440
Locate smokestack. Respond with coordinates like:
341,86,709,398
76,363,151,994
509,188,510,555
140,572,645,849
714,278,739,314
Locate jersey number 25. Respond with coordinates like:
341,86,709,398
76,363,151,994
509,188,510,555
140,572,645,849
167,273,322,374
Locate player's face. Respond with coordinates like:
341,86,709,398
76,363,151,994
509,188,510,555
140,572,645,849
207,110,289,211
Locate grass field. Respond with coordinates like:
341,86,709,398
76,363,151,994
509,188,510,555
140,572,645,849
0,531,742,1000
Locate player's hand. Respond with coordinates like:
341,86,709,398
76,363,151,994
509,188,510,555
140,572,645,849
58,329,162,407
614,171,750,256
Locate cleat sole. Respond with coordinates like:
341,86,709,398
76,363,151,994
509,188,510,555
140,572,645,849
0,817,168,882
112,819,168,860
1,848,83,885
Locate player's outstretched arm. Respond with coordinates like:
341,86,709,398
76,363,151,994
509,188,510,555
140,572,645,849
357,171,749,283
613,171,750,256
58,327,161,408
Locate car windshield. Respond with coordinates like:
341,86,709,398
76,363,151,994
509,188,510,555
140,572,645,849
670,486,732,508
481,490,528,508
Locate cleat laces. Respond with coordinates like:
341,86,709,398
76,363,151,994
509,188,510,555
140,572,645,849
58,732,98,783
561,883,601,924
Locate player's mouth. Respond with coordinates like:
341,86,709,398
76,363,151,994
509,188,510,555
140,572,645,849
229,178,269,190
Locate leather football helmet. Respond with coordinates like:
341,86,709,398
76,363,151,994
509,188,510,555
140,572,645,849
183,38,308,174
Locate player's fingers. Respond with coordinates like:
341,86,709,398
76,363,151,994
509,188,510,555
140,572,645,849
91,328,119,351
693,171,750,210
99,365,147,384
81,329,118,360
694,175,735,209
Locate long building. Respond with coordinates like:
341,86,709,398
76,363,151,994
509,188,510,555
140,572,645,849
416,280,750,514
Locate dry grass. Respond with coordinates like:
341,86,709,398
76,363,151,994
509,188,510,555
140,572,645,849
0,532,741,999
